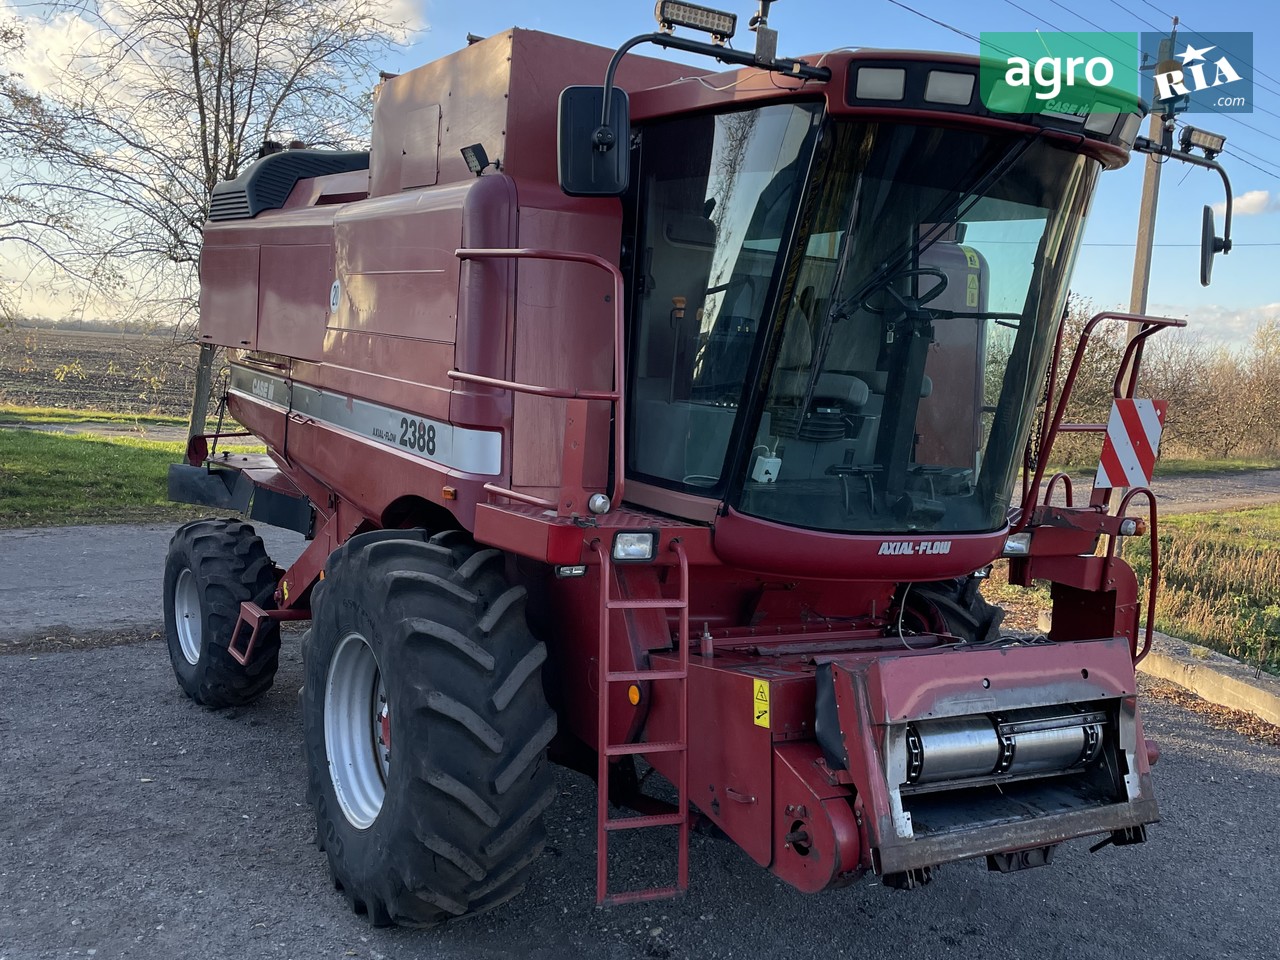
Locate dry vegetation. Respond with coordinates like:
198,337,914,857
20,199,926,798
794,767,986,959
1049,300,1280,467
1124,506,1280,673
0,325,213,416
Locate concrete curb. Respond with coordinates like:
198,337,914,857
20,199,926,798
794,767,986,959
1137,632,1280,727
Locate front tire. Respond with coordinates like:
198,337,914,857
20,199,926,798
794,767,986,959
162,519,281,707
910,576,1006,644
304,530,556,927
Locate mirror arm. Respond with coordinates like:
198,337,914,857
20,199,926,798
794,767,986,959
1133,136,1234,253
594,31,831,151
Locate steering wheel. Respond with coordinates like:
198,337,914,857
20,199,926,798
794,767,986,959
860,266,949,315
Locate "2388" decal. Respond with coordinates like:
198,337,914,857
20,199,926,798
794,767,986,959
399,416,437,455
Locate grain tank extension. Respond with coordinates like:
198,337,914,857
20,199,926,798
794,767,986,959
164,2,1232,926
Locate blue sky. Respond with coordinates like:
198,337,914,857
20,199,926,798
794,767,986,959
400,0,1280,341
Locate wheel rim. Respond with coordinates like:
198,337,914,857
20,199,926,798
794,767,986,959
174,568,202,665
325,632,389,829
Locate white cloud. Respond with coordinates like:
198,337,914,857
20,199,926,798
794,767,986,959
1212,189,1280,217
1148,301,1280,345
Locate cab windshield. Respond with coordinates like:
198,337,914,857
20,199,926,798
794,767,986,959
627,109,1097,534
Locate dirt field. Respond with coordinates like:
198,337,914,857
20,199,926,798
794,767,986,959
0,326,207,416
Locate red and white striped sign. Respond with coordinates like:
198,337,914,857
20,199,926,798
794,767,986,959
1095,398,1167,488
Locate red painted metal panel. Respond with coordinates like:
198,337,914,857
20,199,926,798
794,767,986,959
256,244,331,362
332,183,468,342
772,742,862,892
645,656,775,866
369,30,690,197
713,507,1006,581
509,185,623,493
861,637,1138,724
199,246,259,350
453,176,518,432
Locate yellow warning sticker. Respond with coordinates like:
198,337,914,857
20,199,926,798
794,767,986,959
961,246,981,269
966,273,980,307
753,679,770,728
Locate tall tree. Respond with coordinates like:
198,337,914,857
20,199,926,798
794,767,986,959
0,0,412,423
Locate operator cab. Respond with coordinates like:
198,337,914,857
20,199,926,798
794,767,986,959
615,56,1134,538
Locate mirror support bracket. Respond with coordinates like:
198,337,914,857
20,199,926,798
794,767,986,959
593,31,831,152
1133,136,1234,253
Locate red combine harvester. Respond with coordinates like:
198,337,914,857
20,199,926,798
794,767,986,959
165,1,1235,927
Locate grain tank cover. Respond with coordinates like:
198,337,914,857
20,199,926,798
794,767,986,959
208,150,370,222
367,29,697,196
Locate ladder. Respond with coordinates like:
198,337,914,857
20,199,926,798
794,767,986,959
591,538,690,905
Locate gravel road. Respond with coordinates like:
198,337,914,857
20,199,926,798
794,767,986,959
1,638,1277,960
1035,468,1280,515
2,521,1278,959
0,524,304,640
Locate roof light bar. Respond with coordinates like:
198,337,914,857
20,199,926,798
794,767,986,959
654,1,737,41
855,67,906,101
924,70,975,106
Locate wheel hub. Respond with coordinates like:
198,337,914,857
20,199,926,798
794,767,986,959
376,682,391,777
173,567,202,666
325,632,389,829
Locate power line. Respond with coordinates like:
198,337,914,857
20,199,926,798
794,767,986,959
1000,0,1066,33
994,0,1147,84
883,1,1280,170
883,0,981,47
1106,0,1164,33
1137,1,1280,92
1045,0,1109,33
1221,149,1280,185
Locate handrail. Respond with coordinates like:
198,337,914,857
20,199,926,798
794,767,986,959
449,247,627,514
1108,487,1159,664
1042,472,1074,508
1013,311,1185,534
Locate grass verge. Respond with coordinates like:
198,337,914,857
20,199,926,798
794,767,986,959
1124,505,1280,674
1152,457,1280,477
1029,456,1280,482
0,428,204,527
985,507,1278,673
0,402,186,427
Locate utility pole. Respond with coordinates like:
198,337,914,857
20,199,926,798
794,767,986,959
1108,21,1178,518
1128,22,1178,322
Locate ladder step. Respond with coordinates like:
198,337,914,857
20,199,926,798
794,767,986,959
604,740,685,757
604,813,685,831
606,669,685,682
605,598,687,610
601,886,683,906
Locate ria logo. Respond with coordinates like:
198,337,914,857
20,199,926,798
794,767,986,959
1154,43,1242,102
1141,30,1253,113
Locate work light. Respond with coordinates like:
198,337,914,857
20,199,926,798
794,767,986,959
1179,125,1226,159
654,2,737,40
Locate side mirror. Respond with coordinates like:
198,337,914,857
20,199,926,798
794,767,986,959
558,86,630,197
1200,204,1227,287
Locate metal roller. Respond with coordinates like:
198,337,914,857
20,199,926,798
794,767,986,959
905,708,1105,786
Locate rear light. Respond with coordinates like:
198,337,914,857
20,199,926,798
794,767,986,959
185,435,209,467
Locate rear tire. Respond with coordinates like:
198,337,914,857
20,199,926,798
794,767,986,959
163,519,281,707
304,529,556,927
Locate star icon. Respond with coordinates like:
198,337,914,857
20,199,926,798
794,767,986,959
1178,42,1215,65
